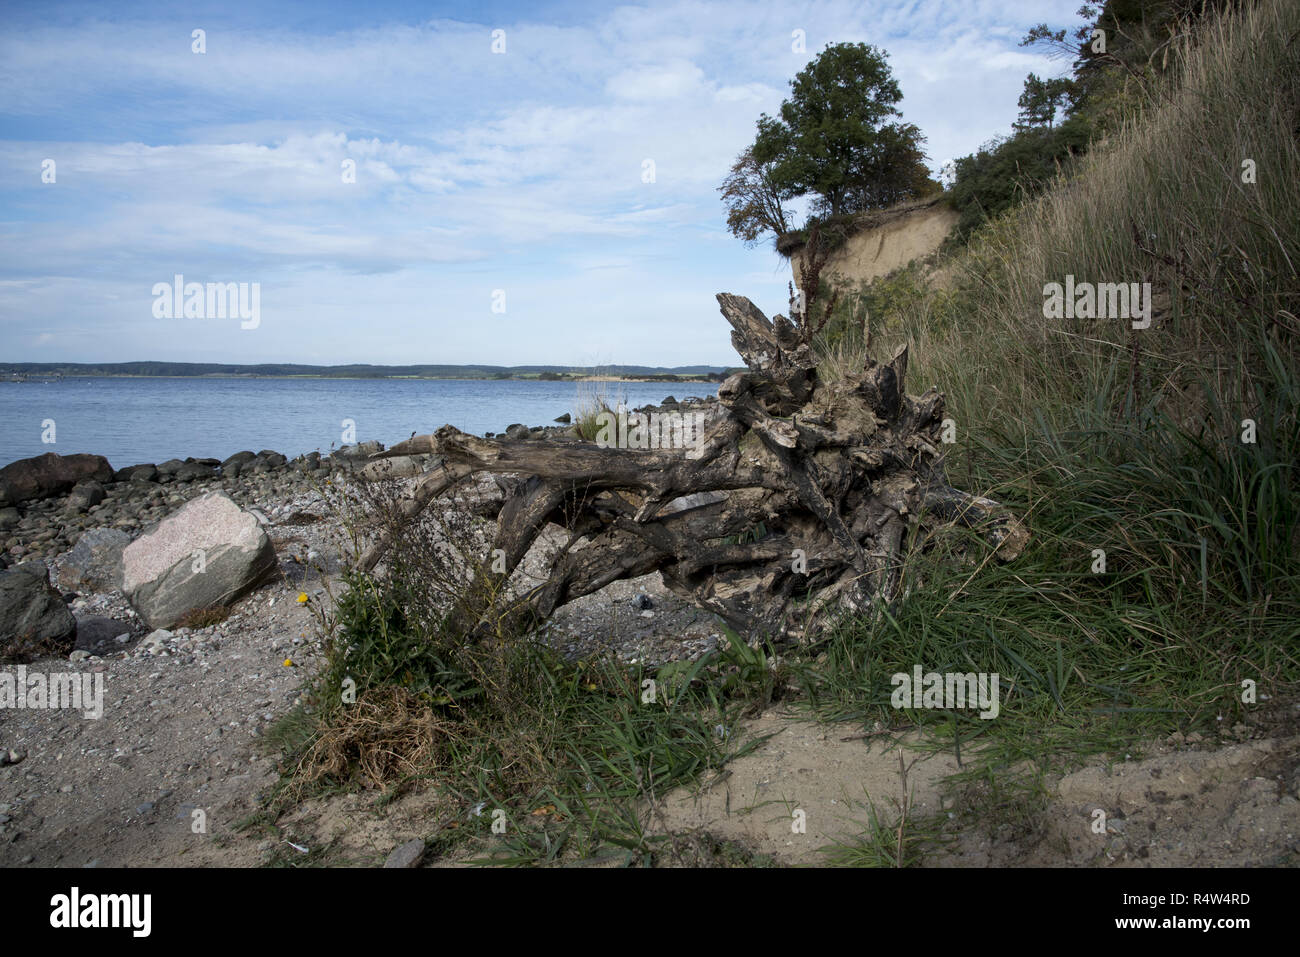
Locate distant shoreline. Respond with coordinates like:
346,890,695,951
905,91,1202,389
2,364,734,384
2,373,725,383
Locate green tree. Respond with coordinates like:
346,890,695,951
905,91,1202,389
751,42,932,220
1016,73,1074,128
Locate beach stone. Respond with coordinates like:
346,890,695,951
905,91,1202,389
58,527,131,592
0,508,18,531
121,492,281,629
156,459,186,476
114,463,158,483
66,480,107,512
0,452,114,506
174,462,216,482
220,451,256,478
251,451,287,473
0,561,77,661
383,839,426,868
139,628,171,654
554,413,572,424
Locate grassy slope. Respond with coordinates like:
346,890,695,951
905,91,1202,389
800,0,1300,783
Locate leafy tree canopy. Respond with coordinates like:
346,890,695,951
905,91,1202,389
721,42,936,247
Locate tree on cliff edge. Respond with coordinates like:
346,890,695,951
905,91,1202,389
723,42,935,245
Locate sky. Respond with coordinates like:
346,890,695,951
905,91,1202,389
0,0,1082,368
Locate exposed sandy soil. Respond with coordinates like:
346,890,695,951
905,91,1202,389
791,198,958,291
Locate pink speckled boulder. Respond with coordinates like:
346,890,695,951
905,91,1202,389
121,492,280,629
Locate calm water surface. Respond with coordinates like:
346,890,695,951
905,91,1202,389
0,378,716,468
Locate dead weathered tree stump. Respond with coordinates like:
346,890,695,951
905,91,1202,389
359,292,1027,643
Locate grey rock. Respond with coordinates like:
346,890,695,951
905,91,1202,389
0,561,77,661
633,593,653,611
174,462,216,482
554,413,571,424
221,451,257,473
67,480,107,512
383,839,426,868
0,507,19,531
156,459,186,476
121,492,281,629
139,628,172,654
58,526,131,593
114,463,158,483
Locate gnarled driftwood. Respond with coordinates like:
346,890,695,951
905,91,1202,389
358,293,1027,643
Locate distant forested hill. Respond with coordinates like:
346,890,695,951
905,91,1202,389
2,361,734,380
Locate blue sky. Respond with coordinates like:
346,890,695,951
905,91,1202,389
0,0,1082,367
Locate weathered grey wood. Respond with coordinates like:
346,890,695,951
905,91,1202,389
356,293,1027,643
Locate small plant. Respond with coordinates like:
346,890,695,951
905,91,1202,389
176,605,231,629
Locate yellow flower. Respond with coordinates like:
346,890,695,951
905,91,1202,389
585,682,597,691
283,658,294,667
296,592,309,604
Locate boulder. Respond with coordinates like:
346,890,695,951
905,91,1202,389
66,480,107,512
252,452,287,472
174,462,216,482
222,450,257,468
0,561,78,661
115,463,159,483
0,452,113,506
554,413,571,424
57,526,131,593
156,459,186,476
0,507,18,531
221,451,257,477
121,492,281,629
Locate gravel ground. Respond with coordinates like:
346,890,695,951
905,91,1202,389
0,455,733,866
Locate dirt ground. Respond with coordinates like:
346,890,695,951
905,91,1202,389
2,484,1297,868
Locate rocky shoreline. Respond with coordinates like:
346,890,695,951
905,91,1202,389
0,396,729,865
0,393,725,668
